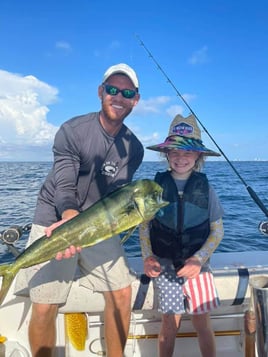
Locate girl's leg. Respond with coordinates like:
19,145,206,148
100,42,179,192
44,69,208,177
191,313,216,357
158,313,182,357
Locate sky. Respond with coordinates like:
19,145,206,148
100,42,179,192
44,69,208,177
1,0,268,162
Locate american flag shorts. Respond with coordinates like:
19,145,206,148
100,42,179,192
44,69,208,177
183,272,220,314
154,261,220,315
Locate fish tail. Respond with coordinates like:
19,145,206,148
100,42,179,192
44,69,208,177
0,264,16,305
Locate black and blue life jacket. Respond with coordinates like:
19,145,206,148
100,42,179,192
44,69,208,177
150,170,210,270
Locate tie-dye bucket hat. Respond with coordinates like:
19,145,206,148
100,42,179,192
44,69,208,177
147,114,220,157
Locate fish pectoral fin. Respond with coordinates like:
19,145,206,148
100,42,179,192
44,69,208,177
120,227,137,245
132,196,145,218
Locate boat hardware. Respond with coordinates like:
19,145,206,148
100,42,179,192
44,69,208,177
258,221,268,236
88,330,242,356
0,223,32,257
127,330,241,339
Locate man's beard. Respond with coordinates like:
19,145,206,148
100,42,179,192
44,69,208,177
101,100,132,122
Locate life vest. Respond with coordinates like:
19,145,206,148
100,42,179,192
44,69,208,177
150,170,210,270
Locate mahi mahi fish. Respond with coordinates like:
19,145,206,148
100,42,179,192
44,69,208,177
0,179,168,305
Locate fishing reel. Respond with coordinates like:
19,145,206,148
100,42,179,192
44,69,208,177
0,223,32,245
258,221,268,236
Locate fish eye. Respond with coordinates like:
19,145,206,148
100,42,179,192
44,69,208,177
152,190,160,201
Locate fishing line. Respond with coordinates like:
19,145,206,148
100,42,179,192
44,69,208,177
136,34,268,219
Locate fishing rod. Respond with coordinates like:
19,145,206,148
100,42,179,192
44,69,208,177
136,35,268,222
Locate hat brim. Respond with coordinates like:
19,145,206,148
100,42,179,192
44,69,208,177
146,135,221,157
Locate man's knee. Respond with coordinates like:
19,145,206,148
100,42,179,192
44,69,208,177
31,303,59,323
104,286,131,308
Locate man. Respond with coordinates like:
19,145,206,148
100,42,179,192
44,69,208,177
16,63,144,357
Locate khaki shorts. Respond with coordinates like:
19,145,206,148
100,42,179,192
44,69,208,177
15,224,132,304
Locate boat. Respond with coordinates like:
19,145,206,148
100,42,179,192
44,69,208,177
1,231,268,356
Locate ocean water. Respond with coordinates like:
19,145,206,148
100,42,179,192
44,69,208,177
0,161,268,263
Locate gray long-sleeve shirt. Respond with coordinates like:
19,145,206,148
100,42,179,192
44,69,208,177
33,112,144,226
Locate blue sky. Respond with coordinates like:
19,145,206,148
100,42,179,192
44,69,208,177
1,0,268,161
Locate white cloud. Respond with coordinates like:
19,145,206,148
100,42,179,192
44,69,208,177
130,94,200,160
0,70,59,160
189,46,209,65
134,96,171,115
93,40,121,58
182,93,197,103
166,104,184,118
55,41,72,52
109,41,120,50
139,131,160,146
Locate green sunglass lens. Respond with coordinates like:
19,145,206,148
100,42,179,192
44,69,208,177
122,89,136,98
105,85,136,99
108,86,118,95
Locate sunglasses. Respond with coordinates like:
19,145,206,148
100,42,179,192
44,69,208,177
103,84,137,99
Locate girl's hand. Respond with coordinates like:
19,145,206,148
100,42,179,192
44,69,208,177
176,256,201,279
144,256,161,277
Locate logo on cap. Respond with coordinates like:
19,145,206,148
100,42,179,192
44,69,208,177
171,122,193,136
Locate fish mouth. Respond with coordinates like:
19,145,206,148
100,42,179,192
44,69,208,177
132,190,168,220
160,198,169,208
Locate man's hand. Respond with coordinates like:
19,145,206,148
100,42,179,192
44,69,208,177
45,209,82,260
45,218,68,238
55,245,82,260
144,256,161,277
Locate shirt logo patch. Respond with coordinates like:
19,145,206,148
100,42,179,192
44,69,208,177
101,161,119,178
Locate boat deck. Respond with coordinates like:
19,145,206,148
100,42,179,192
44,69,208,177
1,251,268,356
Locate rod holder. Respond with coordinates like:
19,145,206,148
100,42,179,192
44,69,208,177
250,275,268,356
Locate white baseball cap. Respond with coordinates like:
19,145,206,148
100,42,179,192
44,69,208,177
103,63,139,89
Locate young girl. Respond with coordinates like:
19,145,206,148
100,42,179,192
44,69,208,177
139,114,224,357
